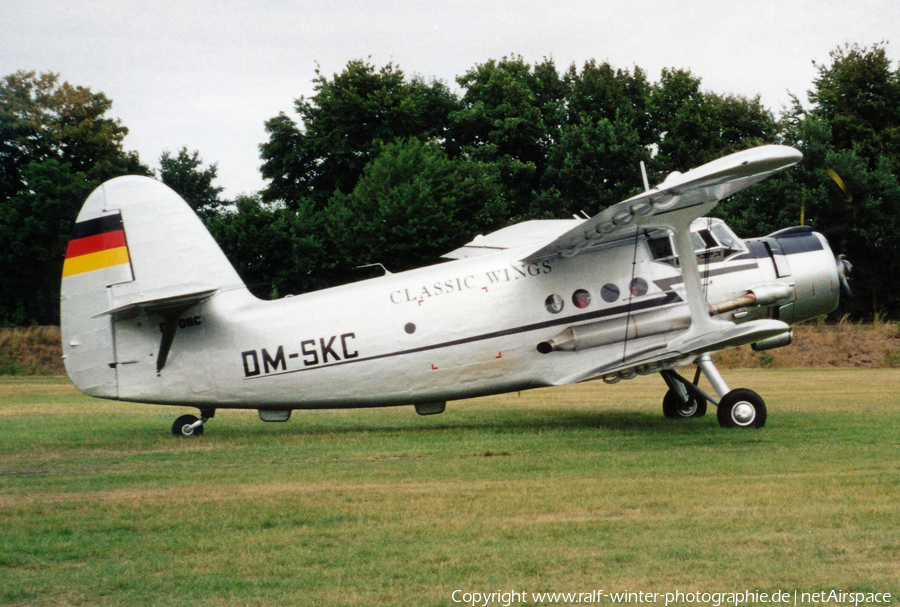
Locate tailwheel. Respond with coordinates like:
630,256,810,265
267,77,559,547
717,389,767,429
662,389,707,419
172,414,204,437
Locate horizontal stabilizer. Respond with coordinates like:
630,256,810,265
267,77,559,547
95,283,218,318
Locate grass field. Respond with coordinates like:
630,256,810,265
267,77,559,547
1,371,898,606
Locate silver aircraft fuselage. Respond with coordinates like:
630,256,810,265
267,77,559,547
108,219,838,410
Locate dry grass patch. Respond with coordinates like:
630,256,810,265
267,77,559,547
0,326,64,375
715,321,900,368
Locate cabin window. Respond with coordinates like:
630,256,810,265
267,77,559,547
572,289,591,309
710,223,743,253
693,229,718,250
545,294,564,314
629,278,648,297
648,236,674,263
600,283,619,303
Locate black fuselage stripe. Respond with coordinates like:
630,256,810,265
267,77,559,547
652,262,759,291
245,291,683,380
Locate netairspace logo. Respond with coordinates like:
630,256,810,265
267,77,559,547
450,589,893,606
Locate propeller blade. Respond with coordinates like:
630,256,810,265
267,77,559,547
836,254,852,299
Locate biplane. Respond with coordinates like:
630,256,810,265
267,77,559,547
61,145,847,434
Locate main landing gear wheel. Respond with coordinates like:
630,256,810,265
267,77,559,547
172,414,204,437
716,389,767,429
662,389,707,419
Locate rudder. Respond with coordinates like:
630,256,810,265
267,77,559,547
61,176,246,398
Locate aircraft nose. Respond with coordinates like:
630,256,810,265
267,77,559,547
781,231,842,322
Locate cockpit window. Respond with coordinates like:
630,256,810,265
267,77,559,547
649,220,745,267
710,223,742,252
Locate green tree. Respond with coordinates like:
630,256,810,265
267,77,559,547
563,60,652,137
540,116,649,217
449,56,567,218
648,69,778,175
720,43,900,318
0,71,148,325
250,50,899,319
159,147,224,219
326,139,509,275
207,195,327,299
808,43,900,170
1,71,144,199
803,44,900,317
822,149,900,317
529,61,655,217
260,60,459,210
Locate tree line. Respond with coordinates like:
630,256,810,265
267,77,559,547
2,43,898,325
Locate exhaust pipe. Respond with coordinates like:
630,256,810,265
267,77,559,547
710,282,793,315
537,308,691,353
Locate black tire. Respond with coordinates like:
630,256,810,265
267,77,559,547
716,389,767,429
662,389,707,419
172,414,204,437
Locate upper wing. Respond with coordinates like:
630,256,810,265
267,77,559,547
520,145,802,263
442,219,580,260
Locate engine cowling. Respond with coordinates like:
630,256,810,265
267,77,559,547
748,226,842,324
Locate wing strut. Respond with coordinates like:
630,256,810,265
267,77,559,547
662,208,791,358
620,228,644,364
667,214,732,345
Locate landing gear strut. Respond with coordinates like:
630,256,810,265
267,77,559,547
661,362,707,418
172,409,215,437
660,355,767,429
662,388,707,418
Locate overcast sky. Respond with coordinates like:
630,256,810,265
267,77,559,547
3,0,897,198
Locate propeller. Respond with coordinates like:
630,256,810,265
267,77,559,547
825,167,853,300
822,224,852,301
836,253,852,298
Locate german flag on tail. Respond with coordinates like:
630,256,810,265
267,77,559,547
63,213,133,280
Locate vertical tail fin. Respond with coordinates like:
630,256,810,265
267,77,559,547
61,176,246,398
